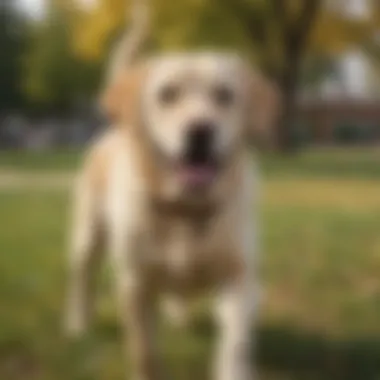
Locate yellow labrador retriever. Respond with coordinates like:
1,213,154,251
64,2,279,379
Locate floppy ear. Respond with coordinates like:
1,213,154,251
100,65,147,126
246,71,282,145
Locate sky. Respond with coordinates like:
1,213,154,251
18,0,45,18
19,0,96,17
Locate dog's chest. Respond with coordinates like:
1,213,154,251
145,209,241,294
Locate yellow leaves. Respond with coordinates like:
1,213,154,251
70,0,204,58
311,7,378,55
152,0,206,49
69,0,130,60
61,0,379,64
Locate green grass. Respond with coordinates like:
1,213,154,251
261,148,380,180
0,149,380,379
0,150,81,172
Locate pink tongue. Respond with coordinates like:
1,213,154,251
181,166,215,187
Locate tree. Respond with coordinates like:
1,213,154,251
23,0,100,115
242,1,322,150
60,0,379,149
220,0,378,150
0,0,27,114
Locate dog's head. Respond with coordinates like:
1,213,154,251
102,53,280,193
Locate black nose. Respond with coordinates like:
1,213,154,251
185,122,215,165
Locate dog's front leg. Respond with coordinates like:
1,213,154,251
115,269,161,380
106,154,163,380
110,223,161,380
214,279,255,380
65,175,104,338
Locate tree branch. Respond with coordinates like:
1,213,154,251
291,0,322,50
270,0,291,36
270,0,321,53
219,0,268,47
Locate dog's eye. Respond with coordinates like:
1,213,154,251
158,84,181,105
213,85,234,107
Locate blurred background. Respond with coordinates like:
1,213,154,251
1,0,380,379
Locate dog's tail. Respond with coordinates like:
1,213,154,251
107,0,150,82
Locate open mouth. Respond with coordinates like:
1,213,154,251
178,122,219,188
179,161,218,188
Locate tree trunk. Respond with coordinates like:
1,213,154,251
276,53,300,152
270,0,322,152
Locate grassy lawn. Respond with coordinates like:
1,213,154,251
0,149,380,379
0,150,81,172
